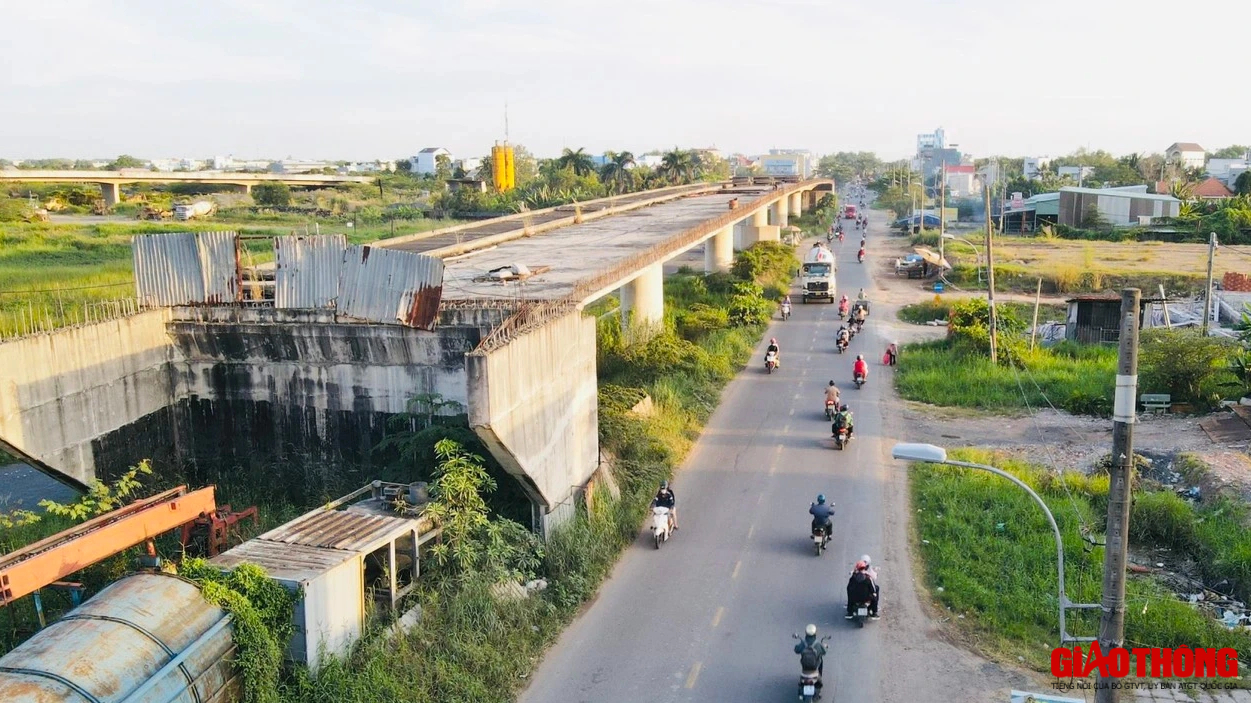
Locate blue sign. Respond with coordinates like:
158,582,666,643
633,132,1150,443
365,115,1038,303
934,282,945,294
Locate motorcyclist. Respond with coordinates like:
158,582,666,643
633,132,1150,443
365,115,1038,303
846,556,880,619
832,403,854,439
781,296,792,318
766,337,780,367
824,380,841,409
857,288,867,301
836,325,850,349
653,480,677,530
853,354,868,383
838,294,850,316
794,624,827,685
857,247,866,262
809,494,834,540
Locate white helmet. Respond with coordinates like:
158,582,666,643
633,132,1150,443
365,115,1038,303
805,624,817,636
861,554,872,567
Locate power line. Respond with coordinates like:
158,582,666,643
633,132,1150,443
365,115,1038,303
0,281,132,295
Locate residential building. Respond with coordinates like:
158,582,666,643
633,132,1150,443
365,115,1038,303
269,159,334,174
456,157,482,175
1023,157,1052,180
758,151,811,178
1057,166,1094,184
943,165,978,197
636,154,664,169
1191,177,1235,200
1207,157,1249,186
917,127,946,153
1165,142,1206,170
211,155,233,170
1057,185,1180,227
340,160,397,174
411,147,451,175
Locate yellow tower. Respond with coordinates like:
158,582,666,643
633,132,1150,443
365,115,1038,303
491,142,515,192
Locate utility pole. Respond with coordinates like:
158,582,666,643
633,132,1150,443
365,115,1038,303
984,185,998,362
1202,232,1218,336
939,163,947,264
1095,288,1141,703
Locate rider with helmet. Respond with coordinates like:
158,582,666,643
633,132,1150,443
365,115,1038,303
853,354,868,384
846,555,880,619
824,380,841,407
832,404,854,439
766,337,780,368
653,481,677,530
809,494,835,544
794,623,827,685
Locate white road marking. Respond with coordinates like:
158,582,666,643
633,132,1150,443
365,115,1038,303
685,661,702,689
712,607,725,628
732,560,742,579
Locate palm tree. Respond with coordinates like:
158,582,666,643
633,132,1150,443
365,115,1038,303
659,148,695,184
599,150,636,193
555,148,595,177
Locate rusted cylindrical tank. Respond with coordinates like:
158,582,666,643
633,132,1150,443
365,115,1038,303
0,572,238,703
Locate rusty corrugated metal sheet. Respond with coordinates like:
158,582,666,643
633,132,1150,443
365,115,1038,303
338,245,444,329
0,573,238,703
274,234,347,309
195,230,240,304
264,508,416,552
133,231,239,307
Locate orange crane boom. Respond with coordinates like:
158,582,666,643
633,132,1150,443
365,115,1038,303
0,486,216,606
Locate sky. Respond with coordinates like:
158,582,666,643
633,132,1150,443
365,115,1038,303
2,0,1247,162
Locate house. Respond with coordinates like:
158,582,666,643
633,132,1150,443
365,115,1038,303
1001,192,1061,232
1057,185,1180,227
943,164,978,197
1191,177,1235,200
1208,158,1249,187
411,147,451,175
758,152,810,178
1057,166,1094,184
1023,157,1052,180
269,159,334,174
1165,142,1206,170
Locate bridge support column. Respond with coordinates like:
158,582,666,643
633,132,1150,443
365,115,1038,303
789,192,803,217
772,196,789,229
98,182,120,207
620,263,663,341
743,208,769,247
704,227,733,273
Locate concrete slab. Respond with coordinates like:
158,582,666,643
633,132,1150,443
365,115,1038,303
438,190,771,302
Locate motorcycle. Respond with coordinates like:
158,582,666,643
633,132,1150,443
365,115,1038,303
836,231,844,243
825,399,837,420
651,506,672,549
781,303,791,321
851,600,873,628
812,523,830,556
838,301,849,318
792,634,831,702
833,425,849,450
853,373,865,390
765,350,779,374
857,250,865,264
836,337,848,354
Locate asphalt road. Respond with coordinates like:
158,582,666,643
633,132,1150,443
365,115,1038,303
520,215,903,702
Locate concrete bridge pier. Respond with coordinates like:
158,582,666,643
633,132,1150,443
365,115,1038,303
704,227,734,273
772,196,790,229
98,182,120,207
789,192,803,217
620,263,664,339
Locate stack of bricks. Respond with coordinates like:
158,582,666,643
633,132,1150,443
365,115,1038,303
1223,272,1251,292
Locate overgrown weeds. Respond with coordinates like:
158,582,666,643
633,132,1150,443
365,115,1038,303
912,449,1251,675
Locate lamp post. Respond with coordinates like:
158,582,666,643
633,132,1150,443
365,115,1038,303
890,443,1098,644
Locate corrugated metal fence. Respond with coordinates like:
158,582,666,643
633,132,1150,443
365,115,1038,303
134,231,241,306
134,233,445,329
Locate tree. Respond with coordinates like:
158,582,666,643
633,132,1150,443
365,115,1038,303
252,182,292,208
394,158,413,173
434,153,453,181
1212,145,1250,159
659,148,696,184
1235,171,1251,196
555,147,596,177
107,154,145,170
599,150,636,194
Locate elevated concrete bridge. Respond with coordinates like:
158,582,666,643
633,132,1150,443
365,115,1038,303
0,180,831,534
0,170,374,206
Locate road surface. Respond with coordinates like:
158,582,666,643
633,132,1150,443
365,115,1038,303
519,209,1037,702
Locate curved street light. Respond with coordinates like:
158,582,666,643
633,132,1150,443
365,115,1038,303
890,442,1098,645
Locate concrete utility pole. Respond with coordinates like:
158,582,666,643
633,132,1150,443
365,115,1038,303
939,163,947,264
1202,232,1218,336
984,185,998,362
1095,288,1141,703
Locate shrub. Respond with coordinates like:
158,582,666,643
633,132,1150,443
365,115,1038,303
676,303,729,340
1139,328,1236,408
898,298,951,324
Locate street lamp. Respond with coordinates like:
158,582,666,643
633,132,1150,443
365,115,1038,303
890,443,1098,645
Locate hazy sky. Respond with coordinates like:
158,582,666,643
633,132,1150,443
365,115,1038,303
2,0,1246,162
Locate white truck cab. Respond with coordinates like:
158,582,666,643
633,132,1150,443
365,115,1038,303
801,243,836,303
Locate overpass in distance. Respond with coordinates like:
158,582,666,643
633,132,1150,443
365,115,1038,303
0,169,374,205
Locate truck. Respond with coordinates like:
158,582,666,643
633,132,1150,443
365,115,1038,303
800,243,836,303
842,203,858,220
174,200,217,221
